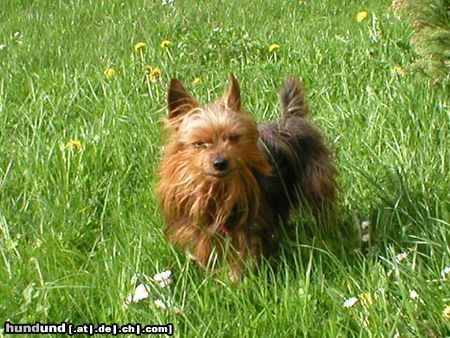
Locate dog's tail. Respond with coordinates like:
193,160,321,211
279,75,309,118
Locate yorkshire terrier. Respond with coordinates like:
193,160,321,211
156,74,336,282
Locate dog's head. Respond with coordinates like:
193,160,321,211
163,74,271,181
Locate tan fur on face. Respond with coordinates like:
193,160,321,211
156,75,272,274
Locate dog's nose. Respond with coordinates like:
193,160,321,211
213,156,229,171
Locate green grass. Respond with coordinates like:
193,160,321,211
0,0,449,336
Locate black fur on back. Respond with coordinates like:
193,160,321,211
257,75,336,224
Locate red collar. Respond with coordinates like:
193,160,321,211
219,224,230,234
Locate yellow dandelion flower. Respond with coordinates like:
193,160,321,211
148,67,162,82
151,67,162,77
391,65,405,76
269,43,281,53
134,42,147,52
144,65,153,74
103,67,116,80
358,292,375,306
160,40,172,49
192,77,202,84
65,139,82,152
443,305,450,319
356,11,368,22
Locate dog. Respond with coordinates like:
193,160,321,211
156,74,336,282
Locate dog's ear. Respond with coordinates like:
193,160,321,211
168,79,197,119
222,73,241,111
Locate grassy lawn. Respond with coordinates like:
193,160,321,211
0,0,448,336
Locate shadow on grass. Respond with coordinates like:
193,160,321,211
267,164,448,278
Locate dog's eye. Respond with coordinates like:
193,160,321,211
228,134,241,143
193,141,207,148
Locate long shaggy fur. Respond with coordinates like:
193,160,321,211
156,74,336,281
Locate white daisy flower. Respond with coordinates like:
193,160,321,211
440,266,450,279
126,283,150,304
395,252,408,263
409,289,419,299
154,299,168,310
153,270,173,288
361,220,371,229
154,298,181,314
343,296,359,308
409,289,424,303
361,234,370,242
